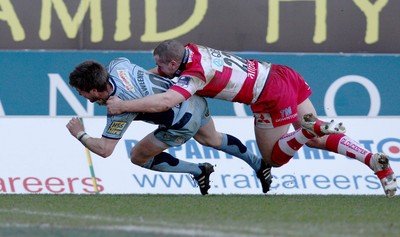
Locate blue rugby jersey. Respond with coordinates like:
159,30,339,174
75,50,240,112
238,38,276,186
102,57,192,140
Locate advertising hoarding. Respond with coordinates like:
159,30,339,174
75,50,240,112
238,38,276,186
1,117,398,195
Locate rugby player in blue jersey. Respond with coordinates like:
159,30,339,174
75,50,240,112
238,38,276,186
66,58,268,195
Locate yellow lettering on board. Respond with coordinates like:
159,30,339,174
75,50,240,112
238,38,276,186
39,0,103,42
0,0,25,41
141,0,207,42
353,0,388,44
267,0,327,44
114,0,131,41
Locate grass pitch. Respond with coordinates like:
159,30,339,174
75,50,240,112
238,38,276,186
0,194,398,237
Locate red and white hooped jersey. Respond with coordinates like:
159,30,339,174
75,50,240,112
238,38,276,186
170,43,271,105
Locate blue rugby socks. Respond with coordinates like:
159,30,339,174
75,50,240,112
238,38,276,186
217,133,261,171
142,152,202,176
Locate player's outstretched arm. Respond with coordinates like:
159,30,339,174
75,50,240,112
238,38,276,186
66,117,119,158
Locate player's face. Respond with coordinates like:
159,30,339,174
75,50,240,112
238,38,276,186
76,88,108,105
154,55,177,78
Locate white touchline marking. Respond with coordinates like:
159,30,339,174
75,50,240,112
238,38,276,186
0,208,268,237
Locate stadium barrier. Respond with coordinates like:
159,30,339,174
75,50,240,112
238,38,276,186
0,116,398,195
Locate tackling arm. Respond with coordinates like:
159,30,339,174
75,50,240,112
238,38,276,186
107,89,186,114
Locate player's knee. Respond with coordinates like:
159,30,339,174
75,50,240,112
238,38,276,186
195,131,223,148
196,137,218,148
130,156,138,165
130,155,144,166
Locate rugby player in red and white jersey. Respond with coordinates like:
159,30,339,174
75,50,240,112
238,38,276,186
107,40,397,197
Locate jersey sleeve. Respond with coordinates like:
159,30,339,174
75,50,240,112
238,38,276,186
170,74,206,99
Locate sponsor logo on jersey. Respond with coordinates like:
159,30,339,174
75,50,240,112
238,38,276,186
247,60,256,79
254,113,273,128
107,121,127,135
211,57,224,72
276,107,296,123
207,47,224,72
136,70,149,96
213,58,223,67
117,70,135,91
176,76,191,88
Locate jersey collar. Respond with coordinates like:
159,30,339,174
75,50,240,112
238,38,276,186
173,48,189,77
108,76,117,96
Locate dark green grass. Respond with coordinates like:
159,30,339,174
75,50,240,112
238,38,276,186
0,194,398,237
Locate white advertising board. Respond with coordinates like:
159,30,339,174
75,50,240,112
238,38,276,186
0,117,399,195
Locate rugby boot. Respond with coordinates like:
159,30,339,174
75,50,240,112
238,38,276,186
194,163,214,195
256,160,272,193
371,153,397,198
301,113,346,137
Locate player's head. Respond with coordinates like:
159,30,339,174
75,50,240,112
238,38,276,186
153,40,185,78
69,60,110,105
